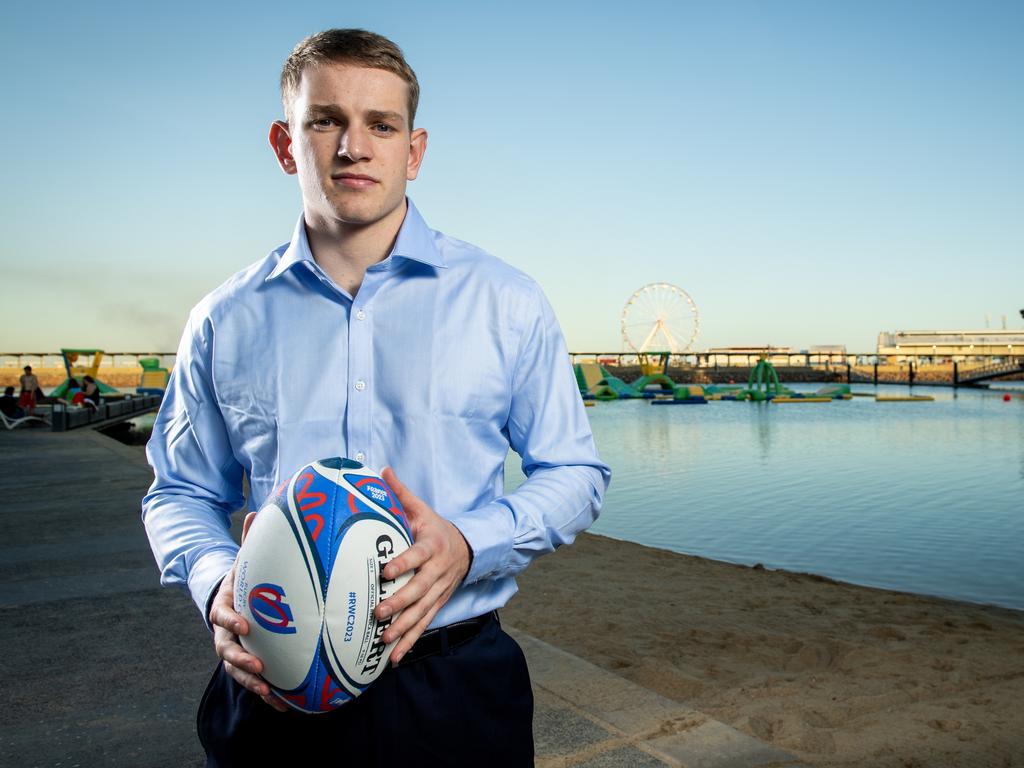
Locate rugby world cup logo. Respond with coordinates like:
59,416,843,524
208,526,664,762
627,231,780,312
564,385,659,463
249,583,297,635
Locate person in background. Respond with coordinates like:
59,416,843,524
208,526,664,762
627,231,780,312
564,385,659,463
66,378,85,407
1,386,24,419
19,365,39,415
81,376,101,407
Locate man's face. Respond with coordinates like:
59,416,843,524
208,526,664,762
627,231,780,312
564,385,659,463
271,63,426,232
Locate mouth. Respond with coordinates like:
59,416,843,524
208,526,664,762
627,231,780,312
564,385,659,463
332,173,378,189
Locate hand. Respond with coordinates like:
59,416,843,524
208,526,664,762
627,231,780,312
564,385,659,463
209,511,288,712
375,467,472,665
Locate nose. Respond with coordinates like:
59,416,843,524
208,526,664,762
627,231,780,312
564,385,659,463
337,126,372,162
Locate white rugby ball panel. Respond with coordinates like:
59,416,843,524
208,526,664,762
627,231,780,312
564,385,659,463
322,515,413,691
234,502,324,691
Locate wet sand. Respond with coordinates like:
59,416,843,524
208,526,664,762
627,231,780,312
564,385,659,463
503,532,1024,768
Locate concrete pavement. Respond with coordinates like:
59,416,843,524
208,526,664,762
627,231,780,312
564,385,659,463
0,427,807,767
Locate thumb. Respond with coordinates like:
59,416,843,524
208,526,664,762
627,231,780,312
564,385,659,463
381,466,427,519
241,511,258,543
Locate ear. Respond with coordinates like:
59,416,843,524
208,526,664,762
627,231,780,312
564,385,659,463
406,127,428,181
269,120,297,175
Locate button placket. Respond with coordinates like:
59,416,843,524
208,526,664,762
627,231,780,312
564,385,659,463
347,294,374,469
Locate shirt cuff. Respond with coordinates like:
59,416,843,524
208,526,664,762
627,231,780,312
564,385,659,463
188,548,239,630
445,500,513,585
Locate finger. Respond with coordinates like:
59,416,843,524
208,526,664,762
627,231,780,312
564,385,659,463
390,600,444,665
214,628,263,675
261,693,289,712
210,600,249,637
223,660,271,697
383,577,449,645
376,562,433,620
241,510,258,542
210,564,253,636
381,539,432,582
381,466,429,519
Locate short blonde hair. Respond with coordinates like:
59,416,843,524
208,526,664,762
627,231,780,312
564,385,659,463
280,29,420,127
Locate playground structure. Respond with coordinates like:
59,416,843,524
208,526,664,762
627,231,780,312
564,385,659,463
137,357,171,395
48,349,121,400
41,349,170,401
575,361,703,403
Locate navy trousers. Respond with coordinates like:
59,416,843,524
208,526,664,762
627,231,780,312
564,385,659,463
198,615,534,767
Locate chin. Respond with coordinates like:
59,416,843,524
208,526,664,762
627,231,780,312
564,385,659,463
330,199,403,228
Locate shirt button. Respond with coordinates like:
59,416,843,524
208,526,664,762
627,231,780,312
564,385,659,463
355,309,366,321
354,379,366,391
355,452,366,463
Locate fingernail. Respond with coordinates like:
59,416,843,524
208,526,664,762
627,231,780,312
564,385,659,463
378,604,392,619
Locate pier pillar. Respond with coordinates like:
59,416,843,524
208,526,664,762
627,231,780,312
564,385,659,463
873,363,878,386
953,362,959,388
909,362,915,386
846,363,851,384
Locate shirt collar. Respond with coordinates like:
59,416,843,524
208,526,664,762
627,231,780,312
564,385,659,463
389,199,446,269
266,198,445,283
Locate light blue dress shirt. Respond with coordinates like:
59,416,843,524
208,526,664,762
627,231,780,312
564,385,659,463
142,200,610,630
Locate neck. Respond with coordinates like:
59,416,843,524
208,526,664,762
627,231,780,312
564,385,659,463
304,200,408,296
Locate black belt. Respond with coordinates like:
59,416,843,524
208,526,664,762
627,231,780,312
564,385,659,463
394,611,497,667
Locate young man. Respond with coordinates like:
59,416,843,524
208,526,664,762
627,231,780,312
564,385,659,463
143,29,609,766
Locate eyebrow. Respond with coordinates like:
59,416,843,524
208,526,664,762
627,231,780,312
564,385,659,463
304,105,406,127
365,110,406,127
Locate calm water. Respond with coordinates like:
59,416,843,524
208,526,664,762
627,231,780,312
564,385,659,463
507,384,1024,611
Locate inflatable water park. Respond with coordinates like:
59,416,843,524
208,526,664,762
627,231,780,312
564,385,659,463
581,282,936,406
575,357,933,405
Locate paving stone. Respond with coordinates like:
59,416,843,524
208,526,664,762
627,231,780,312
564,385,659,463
511,629,699,736
645,720,806,768
534,688,618,758
576,745,671,767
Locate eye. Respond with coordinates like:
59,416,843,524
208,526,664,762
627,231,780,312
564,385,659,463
371,123,396,135
310,118,338,130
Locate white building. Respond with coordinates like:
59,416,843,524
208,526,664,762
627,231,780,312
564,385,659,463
877,330,1024,361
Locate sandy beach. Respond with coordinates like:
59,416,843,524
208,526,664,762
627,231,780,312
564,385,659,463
114,439,1022,765
503,532,1024,768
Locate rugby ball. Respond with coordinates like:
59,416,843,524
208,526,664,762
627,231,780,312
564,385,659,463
233,457,413,713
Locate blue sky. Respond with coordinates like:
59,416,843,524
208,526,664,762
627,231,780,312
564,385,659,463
2,0,1021,353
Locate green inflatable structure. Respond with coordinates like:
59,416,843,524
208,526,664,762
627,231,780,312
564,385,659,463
746,358,785,401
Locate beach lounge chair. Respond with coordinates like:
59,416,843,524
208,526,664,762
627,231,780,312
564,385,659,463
1,410,48,430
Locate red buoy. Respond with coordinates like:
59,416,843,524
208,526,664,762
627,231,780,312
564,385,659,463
1004,393,1012,402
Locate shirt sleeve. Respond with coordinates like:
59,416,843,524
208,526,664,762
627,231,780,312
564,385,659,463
141,312,246,624
447,282,611,583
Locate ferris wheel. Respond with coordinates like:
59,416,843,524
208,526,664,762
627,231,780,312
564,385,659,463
621,283,700,354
